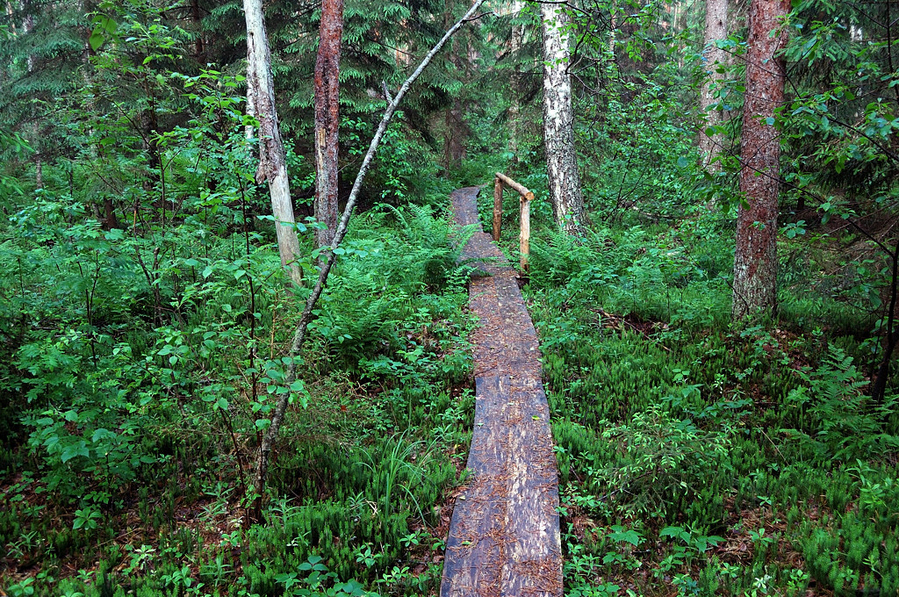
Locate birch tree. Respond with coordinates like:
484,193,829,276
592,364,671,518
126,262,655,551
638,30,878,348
732,0,789,319
244,0,304,286
699,0,728,169
313,0,344,249
541,1,586,235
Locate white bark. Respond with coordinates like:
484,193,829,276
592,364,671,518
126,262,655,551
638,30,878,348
245,60,257,141
699,0,728,169
243,0,303,286
541,2,586,235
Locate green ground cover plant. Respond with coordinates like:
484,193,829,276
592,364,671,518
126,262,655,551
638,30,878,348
4,0,899,593
0,179,476,596
515,207,899,596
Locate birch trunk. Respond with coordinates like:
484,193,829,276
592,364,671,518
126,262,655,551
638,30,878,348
541,2,586,236
732,0,788,320
244,0,303,286
313,0,344,250
699,0,728,169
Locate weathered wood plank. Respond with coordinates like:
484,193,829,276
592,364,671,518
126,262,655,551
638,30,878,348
441,187,562,597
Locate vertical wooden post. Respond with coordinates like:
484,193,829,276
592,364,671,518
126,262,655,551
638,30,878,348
520,194,530,272
493,176,503,242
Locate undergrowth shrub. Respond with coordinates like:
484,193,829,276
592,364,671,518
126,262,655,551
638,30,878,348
313,204,475,380
2,181,473,596
521,189,899,596
529,220,732,332
555,407,732,521
781,346,899,463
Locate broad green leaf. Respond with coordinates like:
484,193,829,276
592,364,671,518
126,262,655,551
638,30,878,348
89,29,105,51
91,428,115,442
61,442,90,463
608,525,642,546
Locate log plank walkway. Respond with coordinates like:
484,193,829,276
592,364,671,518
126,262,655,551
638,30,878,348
440,187,562,597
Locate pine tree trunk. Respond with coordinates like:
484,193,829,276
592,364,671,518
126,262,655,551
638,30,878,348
313,0,343,250
507,23,523,164
732,0,788,320
541,2,586,236
443,99,468,170
699,0,728,169
191,0,204,60
442,8,469,172
244,0,303,286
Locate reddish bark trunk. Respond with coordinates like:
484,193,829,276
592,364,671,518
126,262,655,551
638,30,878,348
191,0,204,60
442,8,470,173
443,99,468,170
313,0,344,250
732,0,788,320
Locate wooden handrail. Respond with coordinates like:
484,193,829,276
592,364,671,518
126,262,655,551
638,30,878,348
492,172,534,272
495,172,535,201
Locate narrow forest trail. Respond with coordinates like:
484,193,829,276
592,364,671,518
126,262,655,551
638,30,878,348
440,187,562,597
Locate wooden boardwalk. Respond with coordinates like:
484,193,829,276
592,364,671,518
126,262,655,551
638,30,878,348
440,187,562,597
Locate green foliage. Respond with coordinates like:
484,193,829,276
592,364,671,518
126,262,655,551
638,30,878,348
0,65,472,594
312,204,475,381
529,217,732,337
519,175,899,595
577,83,707,223
781,346,899,463
3,0,899,594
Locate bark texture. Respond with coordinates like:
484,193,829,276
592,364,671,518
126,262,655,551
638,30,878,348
699,0,728,168
244,0,303,286
442,8,470,172
507,22,524,164
732,0,788,320
541,2,586,236
313,0,344,249
443,100,468,170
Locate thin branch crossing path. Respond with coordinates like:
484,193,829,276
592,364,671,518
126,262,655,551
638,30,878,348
440,187,562,597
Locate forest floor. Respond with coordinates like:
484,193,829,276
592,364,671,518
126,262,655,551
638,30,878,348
2,178,898,597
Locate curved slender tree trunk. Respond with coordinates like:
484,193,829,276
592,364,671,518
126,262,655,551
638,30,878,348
313,0,344,250
699,0,728,169
244,0,303,286
541,1,586,236
732,0,789,320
